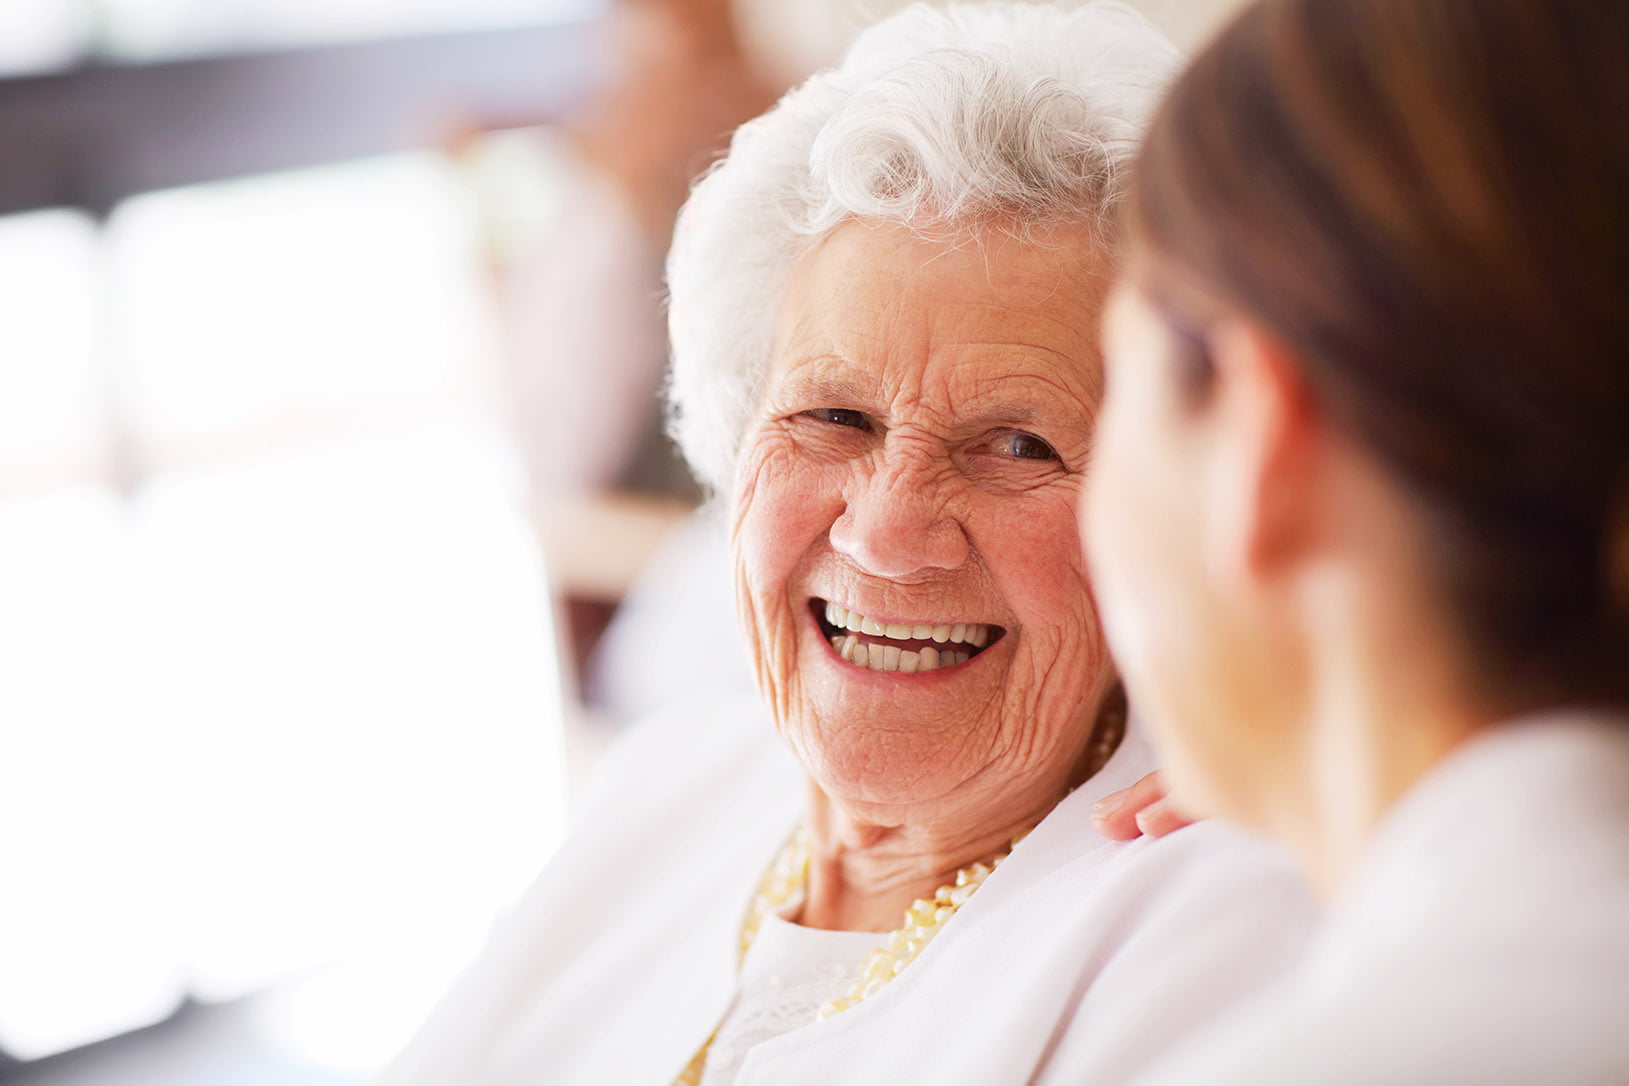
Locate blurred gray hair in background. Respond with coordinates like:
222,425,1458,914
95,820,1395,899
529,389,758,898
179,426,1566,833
665,1,1181,494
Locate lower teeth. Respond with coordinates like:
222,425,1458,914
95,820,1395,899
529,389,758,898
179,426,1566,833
831,634,971,672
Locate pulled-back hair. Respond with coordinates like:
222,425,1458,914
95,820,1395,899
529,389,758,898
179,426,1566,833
1131,0,1629,709
666,1,1180,493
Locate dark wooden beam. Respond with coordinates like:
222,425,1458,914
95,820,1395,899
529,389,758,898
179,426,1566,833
0,19,608,217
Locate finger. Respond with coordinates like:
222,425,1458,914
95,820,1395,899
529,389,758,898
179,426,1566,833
1091,770,1167,840
1133,796,1196,839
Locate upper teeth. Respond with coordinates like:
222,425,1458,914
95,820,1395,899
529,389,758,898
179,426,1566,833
823,601,991,648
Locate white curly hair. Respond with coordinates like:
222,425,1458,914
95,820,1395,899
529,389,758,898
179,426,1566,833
665,1,1182,494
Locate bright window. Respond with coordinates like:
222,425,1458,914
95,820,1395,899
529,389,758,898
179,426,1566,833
0,153,567,1070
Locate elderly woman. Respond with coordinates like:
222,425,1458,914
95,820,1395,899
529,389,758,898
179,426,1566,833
1080,0,1629,1081
381,5,1314,1083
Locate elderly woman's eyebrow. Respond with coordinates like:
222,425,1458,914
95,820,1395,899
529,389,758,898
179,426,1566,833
777,367,1081,425
777,371,877,406
964,402,1046,426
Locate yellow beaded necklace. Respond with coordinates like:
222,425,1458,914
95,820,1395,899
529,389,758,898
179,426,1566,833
673,829,1021,1085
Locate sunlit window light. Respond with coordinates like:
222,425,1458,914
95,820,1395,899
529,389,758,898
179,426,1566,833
0,150,570,1069
0,0,90,76
106,153,497,460
0,210,105,492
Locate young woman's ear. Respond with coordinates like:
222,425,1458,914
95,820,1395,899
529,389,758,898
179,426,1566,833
1203,319,1324,586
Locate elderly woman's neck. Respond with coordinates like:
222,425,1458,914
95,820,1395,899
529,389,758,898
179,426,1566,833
795,780,1060,933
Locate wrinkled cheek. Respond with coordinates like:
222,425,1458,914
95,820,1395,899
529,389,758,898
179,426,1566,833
728,443,835,722
1023,540,1114,722
995,508,1112,745
1073,560,1113,682
1024,595,1111,727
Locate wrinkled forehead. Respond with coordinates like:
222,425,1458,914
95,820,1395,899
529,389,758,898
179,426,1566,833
769,219,1111,419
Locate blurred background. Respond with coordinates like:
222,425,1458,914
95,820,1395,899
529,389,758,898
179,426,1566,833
0,1,1244,1082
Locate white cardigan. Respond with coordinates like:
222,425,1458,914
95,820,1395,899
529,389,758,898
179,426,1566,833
379,697,1316,1084
1137,712,1629,1085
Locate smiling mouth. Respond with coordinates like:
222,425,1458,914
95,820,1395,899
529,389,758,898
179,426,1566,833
812,599,1005,673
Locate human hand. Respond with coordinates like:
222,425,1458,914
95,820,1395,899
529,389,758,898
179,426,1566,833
1090,771,1197,840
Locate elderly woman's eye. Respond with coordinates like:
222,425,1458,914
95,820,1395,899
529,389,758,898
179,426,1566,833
997,432,1057,460
802,408,871,430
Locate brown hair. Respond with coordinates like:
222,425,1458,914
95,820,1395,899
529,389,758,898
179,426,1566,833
1130,0,1629,711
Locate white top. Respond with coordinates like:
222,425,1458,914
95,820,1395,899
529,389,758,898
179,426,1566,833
699,914,879,1085
1136,712,1629,1085
378,695,1318,1085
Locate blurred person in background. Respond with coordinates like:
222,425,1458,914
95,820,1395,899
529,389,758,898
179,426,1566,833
1082,0,1629,1080
495,0,778,500
478,0,785,731
379,4,1316,1083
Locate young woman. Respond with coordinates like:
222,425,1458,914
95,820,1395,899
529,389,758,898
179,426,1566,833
1082,0,1629,1080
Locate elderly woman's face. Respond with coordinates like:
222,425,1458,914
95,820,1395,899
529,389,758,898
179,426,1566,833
732,220,1113,810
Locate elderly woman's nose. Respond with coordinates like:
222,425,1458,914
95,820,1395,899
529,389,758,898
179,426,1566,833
828,455,969,578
